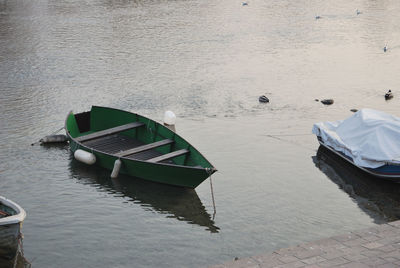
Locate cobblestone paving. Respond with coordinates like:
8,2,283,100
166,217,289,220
209,221,400,268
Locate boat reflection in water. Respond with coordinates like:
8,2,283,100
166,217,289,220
69,160,220,233
0,247,31,268
313,146,400,223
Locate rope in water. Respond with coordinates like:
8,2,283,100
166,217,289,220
263,134,317,152
207,169,216,220
264,133,312,136
13,232,31,268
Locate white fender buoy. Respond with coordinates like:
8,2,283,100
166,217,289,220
74,149,96,165
110,159,122,179
163,111,176,132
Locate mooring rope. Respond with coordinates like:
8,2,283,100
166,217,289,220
207,168,216,220
49,126,65,136
263,134,317,152
264,133,312,137
13,232,31,268
72,140,79,152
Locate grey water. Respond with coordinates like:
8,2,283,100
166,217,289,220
1,0,400,267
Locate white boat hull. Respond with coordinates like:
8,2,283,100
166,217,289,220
0,196,26,260
0,222,22,259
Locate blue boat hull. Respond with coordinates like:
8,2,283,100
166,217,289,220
318,138,400,181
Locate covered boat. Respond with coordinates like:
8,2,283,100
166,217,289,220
65,106,217,188
0,196,26,260
312,109,400,180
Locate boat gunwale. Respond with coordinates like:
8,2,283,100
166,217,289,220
64,107,217,173
318,138,400,179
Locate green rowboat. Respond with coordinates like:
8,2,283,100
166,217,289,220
65,106,217,188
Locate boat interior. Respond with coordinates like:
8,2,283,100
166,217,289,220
66,106,211,168
0,202,15,218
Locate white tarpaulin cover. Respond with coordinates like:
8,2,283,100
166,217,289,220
312,109,400,168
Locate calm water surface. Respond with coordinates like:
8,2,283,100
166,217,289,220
1,0,400,267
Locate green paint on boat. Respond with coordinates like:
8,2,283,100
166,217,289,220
65,106,217,188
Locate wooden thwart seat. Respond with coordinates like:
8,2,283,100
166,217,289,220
147,149,189,163
0,210,10,217
115,139,174,157
76,122,145,143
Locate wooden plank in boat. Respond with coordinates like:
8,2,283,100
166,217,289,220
115,139,174,157
147,149,189,163
76,122,145,143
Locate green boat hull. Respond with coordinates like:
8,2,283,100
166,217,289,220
65,106,216,188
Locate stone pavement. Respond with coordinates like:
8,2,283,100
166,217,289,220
210,220,400,268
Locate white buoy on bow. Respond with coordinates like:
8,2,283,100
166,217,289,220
163,111,176,132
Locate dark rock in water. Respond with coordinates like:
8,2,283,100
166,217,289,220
321,99,334,105
385,90,393,100
259,95,269,103
350,109,358,113
234,257,239,261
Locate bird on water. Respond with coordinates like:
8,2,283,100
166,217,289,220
385,90,393,100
